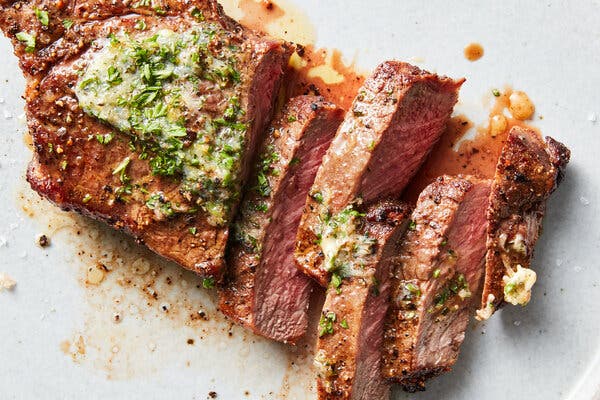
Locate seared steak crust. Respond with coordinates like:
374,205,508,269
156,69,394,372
1,0,291,278
382,175,491,391
219,96,343,343
316,201,411,400
295,61,464,286
477,127,570,318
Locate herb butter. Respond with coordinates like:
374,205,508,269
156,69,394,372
76,26,246,226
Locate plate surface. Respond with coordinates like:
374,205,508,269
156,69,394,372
1,1,599,399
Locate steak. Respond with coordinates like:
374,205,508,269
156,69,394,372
219,96,344,343
382,175,491,392
476,127,570,320
295,61,464,287
0,0,292,279
315,200,411,400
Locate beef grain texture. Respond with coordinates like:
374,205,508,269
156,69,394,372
382,175,491,392
477,127,570,318
315,201,411,400
219,96,344,343
295,61,464,287
0,0,292,279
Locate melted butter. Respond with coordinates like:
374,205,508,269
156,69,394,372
464,42,484,61
220,0,316,45
288,46,366,110
221,0,364,110
404,87,540,203
315,204,375,277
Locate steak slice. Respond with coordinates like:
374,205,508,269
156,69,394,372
219,96,344,343
295,61,464,287
315,201,411,400
1,0,292,279
382,175,491,392
476,127,570,320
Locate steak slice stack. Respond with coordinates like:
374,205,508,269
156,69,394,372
476,127,570,319
0,0,292,279
382,175,491,392
315,200,411,400
219,96,344,343
294,61,464,287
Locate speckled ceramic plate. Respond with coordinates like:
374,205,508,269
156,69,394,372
1,1,599,399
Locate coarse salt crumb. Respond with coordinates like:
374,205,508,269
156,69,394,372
588,113,598,123
86,266,105,285
0,272,17,291
556,259,564,267
0,98,5,103
131,258,150,275
0,236,7,247
513,320,521,326
111,345,120,354
148,342,157,352
580,196,590,206
574,265,583,273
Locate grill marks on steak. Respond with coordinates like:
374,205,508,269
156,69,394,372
1,0,292,278
219,96,344,343
295,61,464,287
316,201,411,400
476,127,570,319
382,175,491,392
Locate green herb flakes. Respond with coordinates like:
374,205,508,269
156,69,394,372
34,8,49,27
202,277,215,289
318,311,336,337
16,32,36,53
62,19,74,29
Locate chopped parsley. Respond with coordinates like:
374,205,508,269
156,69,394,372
287,115,297,122
62,19,74,29
492,88,501,97
311,191,324,204
340,319,349,329
202,277,215,289
408,220,417,230
135,19,147,30
75,28,246,226
15,32,36,53
145,192,175,218
330,272,342,294
405,282,421,298
112,157,131,183
34,8,49,26
188,226,197,235
96,132,114,145
82,194,92,203
190,7,204,21
253,145,280,197
433,268,441,278
318,311,336,337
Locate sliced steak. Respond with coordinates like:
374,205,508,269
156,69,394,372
382,175,491,392
476,127,570,320
295,61,464,286
315,200,411,400
1,0,292,279
219,96,344,343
